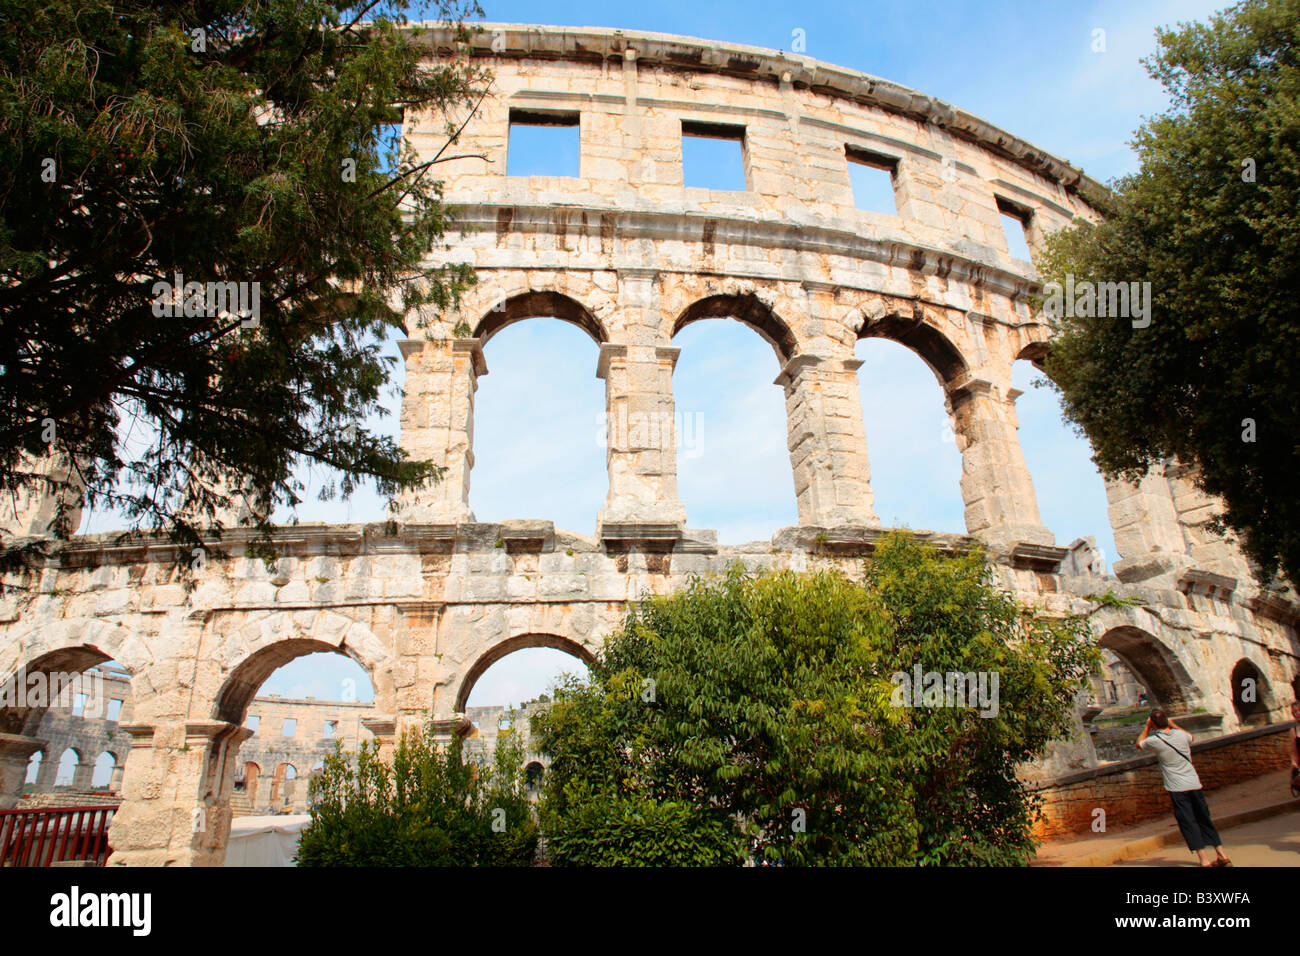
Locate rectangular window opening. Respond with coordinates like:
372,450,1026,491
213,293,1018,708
996,196,1034,261
507,108,580,178
324,720,338,738
281,718,297,738
846,145,899,215
106,699,123,722
681,120,748,191
246,715,261,734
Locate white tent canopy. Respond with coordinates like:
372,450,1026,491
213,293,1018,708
223,815,312,867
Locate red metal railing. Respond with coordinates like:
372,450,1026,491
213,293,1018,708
0,805,117,867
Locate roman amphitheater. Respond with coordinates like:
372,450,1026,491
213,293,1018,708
1,23,1296,865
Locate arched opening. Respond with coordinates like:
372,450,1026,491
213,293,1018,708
215,639,375,725
672,294,797,365
457,637,592,769
23,750,43,788
457,636,593,714
1230,659,1272,728
470,312,605,531
1012,355,1116,566
54,748,81,788
235,761,261,809
473,291,607,347
1088,626,1203,761
269,763,298,811
1,647,116,735
672,302,796,542
858,310,967,387
854,337,964,531
1,653,133,802
90,752,117,789
524,761,544,794
1098,626,1196,715
216,637,377,821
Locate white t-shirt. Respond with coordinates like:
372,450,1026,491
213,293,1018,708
1139,728,1201,792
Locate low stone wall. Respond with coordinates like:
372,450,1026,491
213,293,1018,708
1033,722,1295,840
19,790,119,809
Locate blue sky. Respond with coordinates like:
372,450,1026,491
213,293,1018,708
89,0,1234,707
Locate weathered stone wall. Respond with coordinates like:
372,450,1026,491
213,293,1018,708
0,24,1295,865
18,670,546,816
19,670,133,796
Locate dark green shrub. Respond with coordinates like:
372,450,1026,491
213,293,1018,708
297,719,538,867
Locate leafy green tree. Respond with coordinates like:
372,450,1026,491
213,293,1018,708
1036,0,1300,584
297,719,538,867
533,533,1096,867
0,0,486,564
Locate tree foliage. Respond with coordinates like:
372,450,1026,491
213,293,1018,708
1037,0,1300,584
0,0,487,562
297,721,538,867
533,533,1096,867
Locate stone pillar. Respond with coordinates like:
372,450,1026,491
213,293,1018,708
364,716,400,762
776,353,879,527
1165,461,1254,579
596,343,687,529
394,337,487,524
947,377,1053,546
34,747,58,789
0,452,83,540
70,755,94,790
0,733,45,809
1105,466,1191,582
106,720,250,867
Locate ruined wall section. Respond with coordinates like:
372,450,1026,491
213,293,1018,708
0,25,1293,865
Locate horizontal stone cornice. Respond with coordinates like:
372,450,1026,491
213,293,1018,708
442,202,1040,303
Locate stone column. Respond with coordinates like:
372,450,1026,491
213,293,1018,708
71,755,95,790
0,733,45,809
106,720,250,867
596,343,687,529
1165,461,1254,579
1105,466,1191,582
947,377,1053,547
34,748,58,789
394,337,487,524
364,716,400,762
776,353,879,528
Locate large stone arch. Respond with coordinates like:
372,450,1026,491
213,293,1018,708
671,291,798,365
1095,621,1201,715
210,611,394,724
851,303,970,388
1016,339,1051,376
0,618,148,735
451,632,595,715
472,289,609,347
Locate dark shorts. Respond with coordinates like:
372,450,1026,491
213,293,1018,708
1169,789,1221,852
